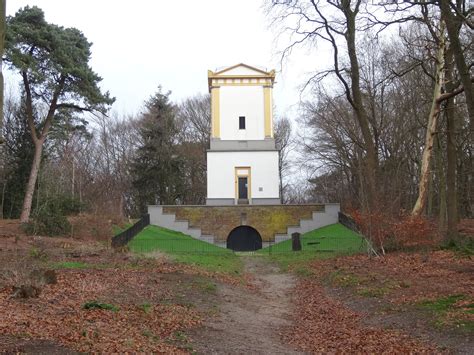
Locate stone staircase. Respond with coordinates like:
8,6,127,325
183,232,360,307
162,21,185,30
148,204,340,246
148,206,216,243
273,204,340,243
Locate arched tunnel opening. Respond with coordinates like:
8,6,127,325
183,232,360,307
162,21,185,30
226,225,262,251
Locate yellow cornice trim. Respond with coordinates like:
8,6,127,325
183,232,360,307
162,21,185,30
209,74,274,79
208,64,276,91
211,83,274,88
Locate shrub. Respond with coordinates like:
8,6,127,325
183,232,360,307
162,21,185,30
24,206,71,236
443,236,474,256
54,195,84,215
351,210,439,254
1,260,56,299
69,213,117,241
23,194,84,236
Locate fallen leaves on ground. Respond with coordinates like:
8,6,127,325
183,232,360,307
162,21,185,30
283,278,439,353
313,250,474,304
284,249,473,353
0,265,205,352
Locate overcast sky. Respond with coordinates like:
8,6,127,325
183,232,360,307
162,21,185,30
7,0,328,120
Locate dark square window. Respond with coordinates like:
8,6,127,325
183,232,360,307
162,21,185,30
239,116,246,130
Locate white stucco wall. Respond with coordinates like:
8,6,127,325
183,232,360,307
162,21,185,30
207,151,280,200
219,86,265,140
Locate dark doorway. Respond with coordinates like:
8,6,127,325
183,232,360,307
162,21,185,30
227,226,262,251
238,177,248,199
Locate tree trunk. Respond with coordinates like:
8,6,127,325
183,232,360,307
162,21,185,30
18,70,64,223
412,102,442,216
119,193,125,219
439,0,474,135
279,150,284,203
20,139,44,223
436,136,447,230
427,169,433,217
0,0,5,144
445,96,458,240
412,22,446,216
71,158,75,198
343,2,378,210
445,47,459,241
0,180,6,219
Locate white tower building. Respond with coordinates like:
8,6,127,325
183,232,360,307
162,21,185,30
206,63,281,205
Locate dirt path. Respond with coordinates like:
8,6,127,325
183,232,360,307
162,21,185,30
189,256,304,354
0,335,79,355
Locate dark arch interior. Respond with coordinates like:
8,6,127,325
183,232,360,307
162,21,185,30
227,226,262,251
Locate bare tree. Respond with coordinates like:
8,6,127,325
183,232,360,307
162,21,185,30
176,94,211,147
439,0,474,134
0,0,5,144
269,0,379,209
274,116,293,202
412,17,447,216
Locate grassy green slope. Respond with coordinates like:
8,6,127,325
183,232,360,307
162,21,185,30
263,223,366,253
128,225,242,274
260,223,367,273
128,223,364,275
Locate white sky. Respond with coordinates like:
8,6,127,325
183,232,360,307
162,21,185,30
7,0,328,120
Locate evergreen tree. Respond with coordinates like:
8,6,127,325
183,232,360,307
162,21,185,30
5,6,114,222
131,88,184,214
1,97,36,218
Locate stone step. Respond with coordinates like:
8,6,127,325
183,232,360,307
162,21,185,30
287,225,302,236
187,228,203,238
148,205,205,241
299,219,317,233
273,206,337,242
199,235,215,243
274,233,291,243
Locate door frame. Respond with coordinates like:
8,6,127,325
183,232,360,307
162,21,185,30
234,167,251,202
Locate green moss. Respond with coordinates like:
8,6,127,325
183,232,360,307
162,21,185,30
456,320,474,331
357,286,389,298
419,294,474,332
419,294,466,312
328,270,363,287
139,303,152,314
294,266,314,277
192,277,217,293
268,210,292,229
83,300,119,312
51,261,93,269
50,261,111,269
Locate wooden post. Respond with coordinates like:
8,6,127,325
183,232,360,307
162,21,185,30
292,232,302,251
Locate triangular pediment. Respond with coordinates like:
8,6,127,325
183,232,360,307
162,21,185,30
213,63,271,77
207,63,275,92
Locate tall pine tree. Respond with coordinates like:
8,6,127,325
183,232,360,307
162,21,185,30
5,6,114,222
131,88,185,214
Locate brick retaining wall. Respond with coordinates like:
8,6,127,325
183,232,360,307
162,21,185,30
162,205,325,242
